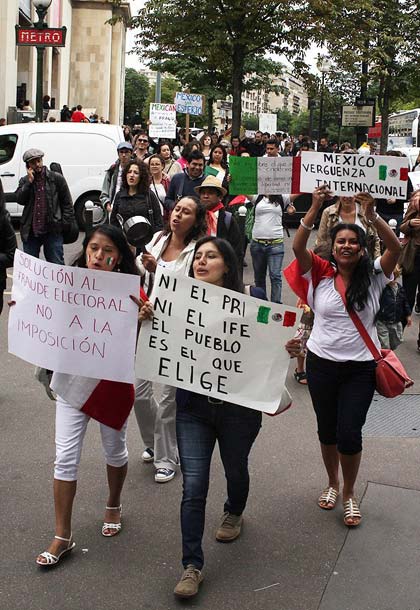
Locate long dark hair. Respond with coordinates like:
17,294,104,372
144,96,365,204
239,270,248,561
121,159,150,195
189,236,243,292
208,144,228,170
73,224,138,275
330,223,372,311
163,196,207,244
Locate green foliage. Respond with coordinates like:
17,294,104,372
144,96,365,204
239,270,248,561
124,68,150,124
131,0,310,134
276,110,293,133
242,114,259,131
307,0,420,151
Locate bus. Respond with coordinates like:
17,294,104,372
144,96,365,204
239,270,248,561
388,108,420,148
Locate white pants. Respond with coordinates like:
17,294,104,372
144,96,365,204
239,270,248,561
54,396,128,481
133,379,179,470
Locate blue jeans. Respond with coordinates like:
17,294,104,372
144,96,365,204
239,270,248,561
23,232,64,265
176,395,262,570
250,240,284,303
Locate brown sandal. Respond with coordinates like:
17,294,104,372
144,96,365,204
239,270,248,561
318,487,339,510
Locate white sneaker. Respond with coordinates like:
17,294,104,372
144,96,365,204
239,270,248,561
155,468,175,483
141,448,154,463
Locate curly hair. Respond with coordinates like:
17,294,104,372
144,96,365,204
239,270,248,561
121,159,150,195
73,224,138,275
208,144,228,169
330,223,373,312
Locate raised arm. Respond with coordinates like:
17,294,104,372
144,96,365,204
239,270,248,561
358,193,401,278
292,186,330,273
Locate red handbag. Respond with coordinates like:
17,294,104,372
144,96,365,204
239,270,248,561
335,275,413,398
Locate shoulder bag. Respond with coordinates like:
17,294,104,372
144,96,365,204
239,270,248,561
335,274,413,398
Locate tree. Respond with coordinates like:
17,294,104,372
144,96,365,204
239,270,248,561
308,0,420,152
124,68,150,124
131,1,309,135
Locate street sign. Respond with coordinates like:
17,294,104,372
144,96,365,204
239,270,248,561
16,26,67,47
341,104,375,127
219,100,232,110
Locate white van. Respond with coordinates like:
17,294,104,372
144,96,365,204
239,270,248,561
0,122,124,228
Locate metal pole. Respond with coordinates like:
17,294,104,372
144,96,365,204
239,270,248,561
36,46,45,122
317,72,325,145
155,71,161,103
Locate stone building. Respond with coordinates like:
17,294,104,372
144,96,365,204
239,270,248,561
0,0,130,123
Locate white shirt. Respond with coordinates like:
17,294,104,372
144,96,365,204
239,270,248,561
157,257,177,272
252,194,292,240
306,258,391,361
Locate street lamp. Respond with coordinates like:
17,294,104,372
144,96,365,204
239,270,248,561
33,0,52,122
316,55,332,146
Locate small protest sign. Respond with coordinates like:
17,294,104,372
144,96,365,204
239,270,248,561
409,172,420,191
259,113,277,134
229,156,293,195
8,251,139,383
136,269,299,413
149,103,177,139
174,92,203,116
299,152,409,198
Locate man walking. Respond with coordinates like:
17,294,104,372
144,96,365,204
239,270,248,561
100,142,133,213
16,149,74,264
194,176,242,263
164,150,206,211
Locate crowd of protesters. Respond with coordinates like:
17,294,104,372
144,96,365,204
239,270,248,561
1,121,420,600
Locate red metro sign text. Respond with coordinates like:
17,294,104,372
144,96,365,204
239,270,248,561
16,27,67,47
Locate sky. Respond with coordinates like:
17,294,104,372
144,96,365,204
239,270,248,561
125,1,322,74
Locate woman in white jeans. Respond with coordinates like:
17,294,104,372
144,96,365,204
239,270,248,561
135,196,207,483
35,225,140,567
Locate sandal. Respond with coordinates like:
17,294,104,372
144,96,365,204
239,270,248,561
102,505,122,537
343,498,362,527
318,487,339,510
36,534,75,567
294,369,307,385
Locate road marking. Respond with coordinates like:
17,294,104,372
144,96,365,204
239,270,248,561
254,583,281,592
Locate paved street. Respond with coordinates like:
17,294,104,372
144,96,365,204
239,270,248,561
1,230,420,610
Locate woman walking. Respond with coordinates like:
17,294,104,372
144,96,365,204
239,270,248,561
134,196,207,483
285,187,401,527
35,225,140,567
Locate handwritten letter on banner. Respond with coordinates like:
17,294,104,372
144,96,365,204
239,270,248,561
149,103,177,139
8,251,139,383
229,156,293,195
300,152,409,198
136,269,299,413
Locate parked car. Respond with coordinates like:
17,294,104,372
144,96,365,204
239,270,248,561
0,122,123,229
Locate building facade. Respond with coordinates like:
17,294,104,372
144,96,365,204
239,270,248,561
0,0,130,123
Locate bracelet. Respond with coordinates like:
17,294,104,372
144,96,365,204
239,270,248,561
300,218,314,231
366,212,380,225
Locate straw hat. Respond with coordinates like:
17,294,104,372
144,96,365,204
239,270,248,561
194,175,227,197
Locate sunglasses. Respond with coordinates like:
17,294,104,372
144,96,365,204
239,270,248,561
137,139,148,143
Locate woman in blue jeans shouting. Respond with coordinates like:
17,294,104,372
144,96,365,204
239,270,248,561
250,193,298,303
174,237,264,598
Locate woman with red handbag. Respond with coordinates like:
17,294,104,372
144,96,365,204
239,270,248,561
284,187,401,527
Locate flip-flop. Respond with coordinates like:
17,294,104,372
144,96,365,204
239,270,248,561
318,487,339,510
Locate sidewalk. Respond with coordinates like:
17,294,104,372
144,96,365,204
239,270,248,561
1,233,420,610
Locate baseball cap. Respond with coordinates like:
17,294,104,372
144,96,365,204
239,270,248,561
117,142,133,151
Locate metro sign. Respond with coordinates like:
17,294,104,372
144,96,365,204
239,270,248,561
16,26,67,47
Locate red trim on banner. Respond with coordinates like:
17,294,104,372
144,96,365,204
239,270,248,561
291,157,301,194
